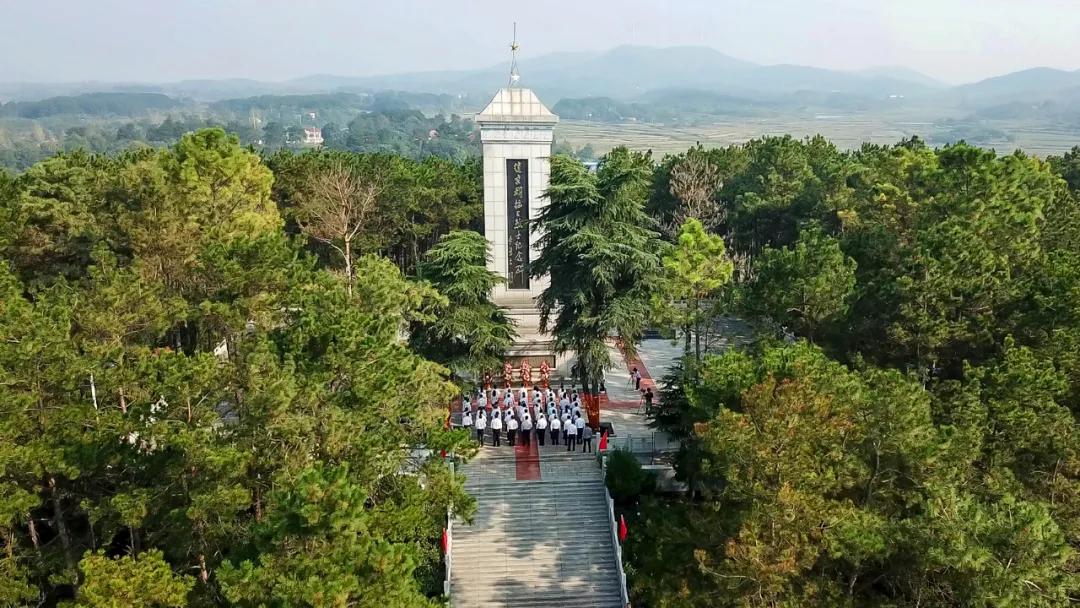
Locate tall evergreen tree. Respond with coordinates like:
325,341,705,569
410,230,514,377
532,147,665,395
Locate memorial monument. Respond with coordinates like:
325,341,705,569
475,37,561,369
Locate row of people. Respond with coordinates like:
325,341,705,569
463,386,586,430
464,384,584,412
461,407,595,452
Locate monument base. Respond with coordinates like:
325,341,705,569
501,304,573,374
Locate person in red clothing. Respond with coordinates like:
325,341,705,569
502,360,514,388
520,359,532,388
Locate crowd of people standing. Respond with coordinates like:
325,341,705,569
460,385,595,452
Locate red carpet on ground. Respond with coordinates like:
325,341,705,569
514,435,541,480
616,341,660,399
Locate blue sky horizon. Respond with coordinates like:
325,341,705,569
1,0,1078,85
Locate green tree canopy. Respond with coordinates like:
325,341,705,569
654,217,733,363
533,147,666,392
747,225,856,340
410,230,514,376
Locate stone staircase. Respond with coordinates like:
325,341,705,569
449,450,624,608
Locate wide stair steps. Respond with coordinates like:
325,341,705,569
450,452,623,608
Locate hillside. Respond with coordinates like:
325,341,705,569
0,45,949,104
328,45,940,101
952,67,1080,106
0,92,184,118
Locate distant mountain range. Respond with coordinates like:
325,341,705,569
295,46,948,102
2,45,1079,111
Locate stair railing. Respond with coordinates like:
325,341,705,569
600,454,630,607
444,458,454,601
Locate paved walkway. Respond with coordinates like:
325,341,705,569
596,339,682,452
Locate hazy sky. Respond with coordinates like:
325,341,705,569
1,0,1078,85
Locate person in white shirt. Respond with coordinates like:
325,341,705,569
561,411,571,443
477,393,487,411
462,410,473,433
489,411,502,446
536,412,548,446
474,412,487,445
506,413,519,446
549,415,561,446
565,416,578,451
521,414,533,446
575,415,586,442
560,395,571,411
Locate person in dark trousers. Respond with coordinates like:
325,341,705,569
474,412,486,445
506,414,518,446
581,424,594,453
536,412,547,445
521,415,532,446
490,412,502,446
462,409,473,436
549,415,561,445
633,367,642,391
644,387,654,411
566,417,578,451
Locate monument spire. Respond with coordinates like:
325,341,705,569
508,22,521,87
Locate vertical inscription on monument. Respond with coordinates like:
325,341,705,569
506,159,530,289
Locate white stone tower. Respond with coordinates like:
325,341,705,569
476,87,559,362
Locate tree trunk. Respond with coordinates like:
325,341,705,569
48,477,75,571
411,238,420,277
254,487,263,523
27,516,39,550
694,324,702,365
343,238,353,296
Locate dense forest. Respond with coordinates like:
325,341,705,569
0,130,493,606
616,139,1080,607
0,92,483,172
4,124,1080,606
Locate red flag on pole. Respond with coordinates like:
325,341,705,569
618,514,628,543
599,431,609,451
441,528,449,553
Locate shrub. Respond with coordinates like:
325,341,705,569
605,448,655,504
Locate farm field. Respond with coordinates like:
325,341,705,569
556,115,1080,158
